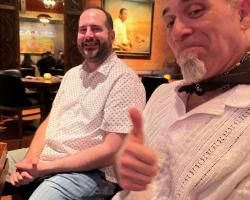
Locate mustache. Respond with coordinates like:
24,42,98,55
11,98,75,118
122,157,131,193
83,38,99,46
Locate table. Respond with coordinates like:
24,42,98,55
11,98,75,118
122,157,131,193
0,143,8,197
22,77,62,116
21,76,61,89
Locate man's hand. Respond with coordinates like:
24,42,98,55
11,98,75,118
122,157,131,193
115,108,158,191
10,157,40,186
10,154,51,187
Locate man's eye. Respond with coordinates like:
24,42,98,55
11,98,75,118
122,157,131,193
79,28,86,34
166,18,175,29
188,6,205,18
92,27,101,32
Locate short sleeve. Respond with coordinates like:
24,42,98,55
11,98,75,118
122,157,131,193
101,73,146,134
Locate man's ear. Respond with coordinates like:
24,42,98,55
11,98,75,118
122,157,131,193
110,30,115,42
238,0,250,20
238,0,250,30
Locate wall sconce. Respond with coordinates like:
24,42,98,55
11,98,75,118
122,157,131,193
43,0,63,9
37,14,52,25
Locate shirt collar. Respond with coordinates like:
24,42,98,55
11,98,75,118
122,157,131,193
225,84,250,108
175,83,250,118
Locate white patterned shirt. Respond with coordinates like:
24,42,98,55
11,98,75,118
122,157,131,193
114,81,250,199
40,52,146,182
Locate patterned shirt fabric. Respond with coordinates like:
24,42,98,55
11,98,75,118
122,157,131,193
113,81,250,200
40,52,146,182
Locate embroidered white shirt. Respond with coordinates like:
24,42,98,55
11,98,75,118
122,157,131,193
40,53,146,182
113,81,250,199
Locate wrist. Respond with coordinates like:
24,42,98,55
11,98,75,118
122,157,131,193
41,159,61,176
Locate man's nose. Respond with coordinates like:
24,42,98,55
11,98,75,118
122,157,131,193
172,18,193,41
85,27,94,38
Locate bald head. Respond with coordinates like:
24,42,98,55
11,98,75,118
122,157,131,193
81,7,113,31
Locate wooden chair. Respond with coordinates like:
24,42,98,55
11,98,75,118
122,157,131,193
0,74,45,147
0,69,21,78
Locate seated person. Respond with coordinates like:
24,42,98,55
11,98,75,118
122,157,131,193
54,50,64,70
21,53,35,68
37,52,56,76
114,0,250,199
36,53,47,76
113,8,132,51
3,7,145,200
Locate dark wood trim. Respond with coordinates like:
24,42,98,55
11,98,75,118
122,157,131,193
0,4,15,10
0,0,20,70
64,0,85,72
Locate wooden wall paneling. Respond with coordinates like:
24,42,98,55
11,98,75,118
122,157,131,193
64,0,84,71
0,0,19,70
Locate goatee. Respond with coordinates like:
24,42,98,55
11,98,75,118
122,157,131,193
177,52,207,84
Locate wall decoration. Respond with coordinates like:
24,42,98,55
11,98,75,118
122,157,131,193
20,29,55,54
102,0,154,58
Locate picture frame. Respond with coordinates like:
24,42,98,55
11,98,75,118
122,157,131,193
20,29,55,54
102,0,154,59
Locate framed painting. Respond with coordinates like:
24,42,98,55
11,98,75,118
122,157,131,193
102,0,154,58
20,29,55,54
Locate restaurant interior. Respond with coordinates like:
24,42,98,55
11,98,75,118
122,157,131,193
0,0,182,198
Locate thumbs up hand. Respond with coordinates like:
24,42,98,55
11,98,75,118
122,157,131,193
115,108,158,191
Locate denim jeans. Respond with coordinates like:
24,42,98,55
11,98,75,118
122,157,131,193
4,148,119,200
29,171,117,200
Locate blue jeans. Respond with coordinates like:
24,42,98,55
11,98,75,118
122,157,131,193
5,148,119,200
29,171,117,200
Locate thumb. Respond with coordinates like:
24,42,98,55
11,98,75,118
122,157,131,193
129,108,144,144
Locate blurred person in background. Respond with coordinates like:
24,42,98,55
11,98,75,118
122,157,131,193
21,53,35,68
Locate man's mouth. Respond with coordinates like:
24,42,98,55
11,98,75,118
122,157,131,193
84,40,99,46
83,41,99,50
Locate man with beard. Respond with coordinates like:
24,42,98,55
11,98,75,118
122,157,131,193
2,7,145,200
114,0,250,199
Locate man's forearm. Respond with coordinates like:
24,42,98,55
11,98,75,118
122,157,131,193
25,116,49,159
41,132,126,175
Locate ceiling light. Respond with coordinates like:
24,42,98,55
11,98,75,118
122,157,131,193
43,0,63,9
37,14,52,25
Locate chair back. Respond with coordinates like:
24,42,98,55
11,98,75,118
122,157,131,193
20,67,35,77
49,68,64,76
0,74,32,107
141,76,168,101
0,69,21,78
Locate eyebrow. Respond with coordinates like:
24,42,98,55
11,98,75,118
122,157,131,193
162,0,192,17
162,7,169,17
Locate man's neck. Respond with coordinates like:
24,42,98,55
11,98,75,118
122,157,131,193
85,62,99,72
85,52,112,72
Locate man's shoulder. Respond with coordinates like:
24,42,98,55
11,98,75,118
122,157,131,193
107,54,136,75
66,64,82,73
112,59,139,79
114,18,121,24
61,64,82,80
152,80,182,95
145,80,183,106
